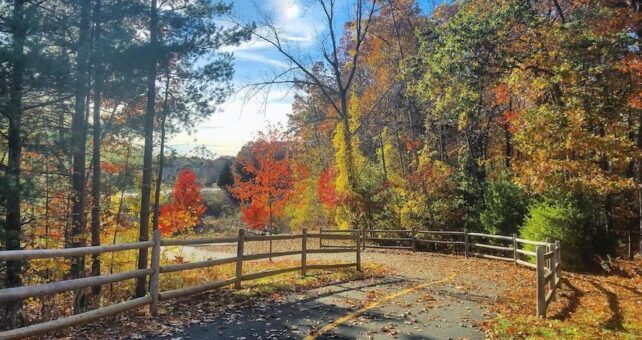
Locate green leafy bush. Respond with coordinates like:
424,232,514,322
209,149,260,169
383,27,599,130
520,195,614,269
480,178,529,236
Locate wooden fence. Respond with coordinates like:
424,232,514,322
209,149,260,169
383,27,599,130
320,228,562,318
0,228,361,339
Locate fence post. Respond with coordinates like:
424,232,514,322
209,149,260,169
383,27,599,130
411,228,417,252
546,238,554,292
355,230,362,271
235,228,245,289
149,229,161,316
554,240,562,286
301,228,307,276
362,225,366,250
536,246,546,318
512,233,518,265
319,229,324,248
268,231,273,262
463,228,469,258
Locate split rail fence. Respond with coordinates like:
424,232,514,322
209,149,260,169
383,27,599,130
0,228,360,339
320,228,562,318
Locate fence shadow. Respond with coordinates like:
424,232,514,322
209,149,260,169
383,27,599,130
549,278,583,321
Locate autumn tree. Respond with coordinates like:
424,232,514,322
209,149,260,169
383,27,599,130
230,130,296,230
158,168,206,236
239,0,378,217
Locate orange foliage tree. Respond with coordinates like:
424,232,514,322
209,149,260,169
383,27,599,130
158,168,206,236
318,167,338,209
230,130,295,230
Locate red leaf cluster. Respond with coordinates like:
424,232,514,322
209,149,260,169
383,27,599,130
159,168,206,236
318,167,338,209
230,131,295,230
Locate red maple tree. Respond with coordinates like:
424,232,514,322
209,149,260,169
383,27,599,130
318,167,338,209
230,131,294,230
159,168,206,236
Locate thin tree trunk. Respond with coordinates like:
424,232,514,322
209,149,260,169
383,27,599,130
637,18,642,258
70,0,92,313
635,106,642,256
152,71,171,232
3,0,26,329
90,0,103,296
109,144,131,296
380,133,387,180
136,0,159,297
339,99,357,192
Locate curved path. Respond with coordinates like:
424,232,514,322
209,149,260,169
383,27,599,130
151,250,511,339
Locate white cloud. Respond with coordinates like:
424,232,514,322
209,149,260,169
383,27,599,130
234,51,290,68
218,39,271,53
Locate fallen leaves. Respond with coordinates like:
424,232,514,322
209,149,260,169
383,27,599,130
484,258,642,339
38,261,387,339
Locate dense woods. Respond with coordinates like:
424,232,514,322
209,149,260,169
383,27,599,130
230,0,642,270
2,0,642,334
0,0,249,327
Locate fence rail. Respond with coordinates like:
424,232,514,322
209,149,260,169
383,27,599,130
320,227,562,318
1,227,560,338
0,228,361,339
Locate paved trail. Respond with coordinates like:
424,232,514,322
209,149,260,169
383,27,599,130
151,251,503,340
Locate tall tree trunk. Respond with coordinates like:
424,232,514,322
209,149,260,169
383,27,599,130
90,0,103,296
136,0,159,297
339,97,357,192
70,0,92,313
152,71,171,232
380,133,387,180
638,110,642,256
3,0,26,329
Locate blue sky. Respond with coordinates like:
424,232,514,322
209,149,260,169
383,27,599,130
168,0,441,157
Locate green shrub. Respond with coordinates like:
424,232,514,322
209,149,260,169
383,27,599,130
520,195,614,269
480,178,529,235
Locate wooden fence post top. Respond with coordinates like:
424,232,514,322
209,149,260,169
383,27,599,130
536,245,545,256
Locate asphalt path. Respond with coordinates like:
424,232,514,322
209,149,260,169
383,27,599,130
150,251,497,340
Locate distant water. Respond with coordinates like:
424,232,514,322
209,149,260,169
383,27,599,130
123,186,221,198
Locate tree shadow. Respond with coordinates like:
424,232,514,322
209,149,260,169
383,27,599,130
588,281,626,331
592,279,642,298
